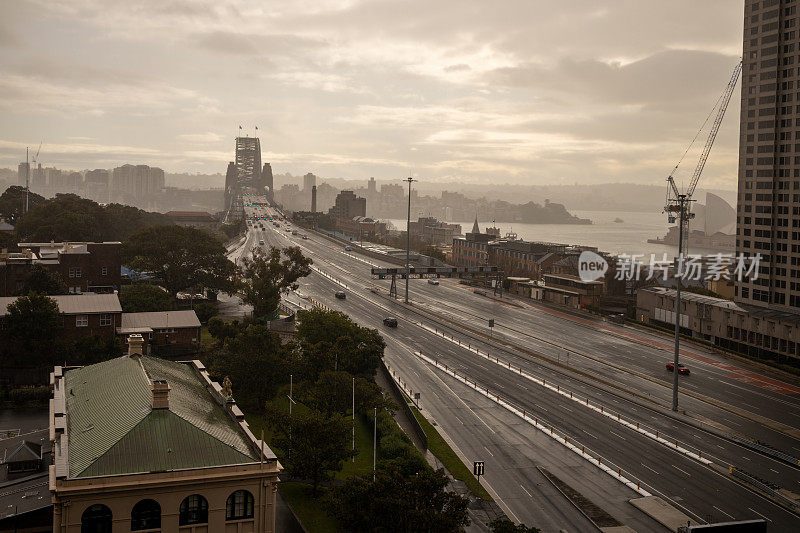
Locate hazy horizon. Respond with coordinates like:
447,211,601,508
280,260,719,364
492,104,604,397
1,1,744,190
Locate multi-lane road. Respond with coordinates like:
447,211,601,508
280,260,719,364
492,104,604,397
237,200,800,531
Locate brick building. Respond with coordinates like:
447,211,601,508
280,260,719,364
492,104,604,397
0,293,122,345
117,310,202,358
408,217,462,246
1,241,122,296
335,216,388,240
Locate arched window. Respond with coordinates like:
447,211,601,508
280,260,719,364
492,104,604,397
226,490,254,520
179,494,208,526
131,499,161,530
81,504,112,533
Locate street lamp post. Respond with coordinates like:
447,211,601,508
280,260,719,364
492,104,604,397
404,176,416,304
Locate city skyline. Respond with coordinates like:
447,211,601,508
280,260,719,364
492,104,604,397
0,1,744,188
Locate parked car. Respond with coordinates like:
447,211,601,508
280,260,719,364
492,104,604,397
302,235,309,239
666,362,690,375
335,291,347,299
383,317,398,328
427,279,440,285
345,246,352,251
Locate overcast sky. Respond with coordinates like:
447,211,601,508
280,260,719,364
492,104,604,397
0,1,744,189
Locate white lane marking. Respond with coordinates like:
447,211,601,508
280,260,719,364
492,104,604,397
674,465,690,476
583,430,598,439
641,463,659,475
741,456,752,461
713,506,735,520
770,468,780,474
609,430,626,441
484,445,494,457
748,507,772,522
520,485,533,498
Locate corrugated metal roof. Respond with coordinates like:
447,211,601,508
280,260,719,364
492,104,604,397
0,294,122,317
121,310,201,330
79,410,253,477
64,354,257,478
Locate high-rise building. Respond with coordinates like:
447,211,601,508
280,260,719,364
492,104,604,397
111,164,164,199
368,177,376,193
736,0,800,310
328,190,366,219
17,162,29,187
303,172,317,192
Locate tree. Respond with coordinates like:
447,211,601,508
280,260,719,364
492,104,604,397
296,308,385,379
267,406,353,495
327,464,470,532
14,194,107,242
301,370,394,417
3,293,62,367
239,246,312,318
209,323,288,412
0,186,46,225
18,264,68,295
489,519,541,533
118,283,174,312
122,225,236,297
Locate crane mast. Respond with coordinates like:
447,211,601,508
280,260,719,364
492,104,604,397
663,59,741,413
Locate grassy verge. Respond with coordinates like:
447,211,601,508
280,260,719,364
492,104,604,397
279,482,341,533
409,405,493,501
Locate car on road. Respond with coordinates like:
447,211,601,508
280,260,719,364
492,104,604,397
383,317,398,328
335,291,346,299
258,240,265,245
427,278,440,285
345,246,352,251
666,362,690,375
285,228,291,232
292,230,298,235
302,235,309,239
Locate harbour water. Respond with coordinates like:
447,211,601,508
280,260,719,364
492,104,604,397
389,210,723,259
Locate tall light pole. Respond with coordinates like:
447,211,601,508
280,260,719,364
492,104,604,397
404,176,416,303
669,194,691,412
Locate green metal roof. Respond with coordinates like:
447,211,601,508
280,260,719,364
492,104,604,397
64,355,257,478
79,409,254,477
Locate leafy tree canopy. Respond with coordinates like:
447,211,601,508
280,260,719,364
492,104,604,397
12,194,172,242
266,406,354,495
18,264,68,296
239,246,312,318
118,283,174,313
300,370,394,417
0,186,46,225
3,293,63,367
207,323,288,412
327,464,470,532
489,519,541,533
295,308,385,379
122,225,236,297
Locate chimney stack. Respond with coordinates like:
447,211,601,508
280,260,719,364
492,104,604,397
128,333,144,357
151,380,170,410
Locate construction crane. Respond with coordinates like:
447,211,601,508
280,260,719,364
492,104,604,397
664,59,741,413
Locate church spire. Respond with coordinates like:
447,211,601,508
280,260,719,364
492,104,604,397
472,215,480,234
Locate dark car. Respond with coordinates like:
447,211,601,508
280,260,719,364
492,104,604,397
666,362,690,375
383,317,398,328
335,291,346,299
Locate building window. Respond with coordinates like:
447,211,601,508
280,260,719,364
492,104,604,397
76,315,89,327
81,504,112,533
100,314,112,327
69,286,82,294
179,494,208,525
226,490,254,520
131,499,161,531
69,267,82,278
101,266,108,276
